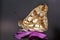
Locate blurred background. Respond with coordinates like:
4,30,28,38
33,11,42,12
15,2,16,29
1,0,60,40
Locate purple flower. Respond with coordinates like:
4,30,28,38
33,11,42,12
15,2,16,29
15,31,31,39
15,31,47,40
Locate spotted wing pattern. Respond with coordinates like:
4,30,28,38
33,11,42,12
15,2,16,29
18,4,48,32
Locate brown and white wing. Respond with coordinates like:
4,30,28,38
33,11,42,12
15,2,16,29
19,4,48,32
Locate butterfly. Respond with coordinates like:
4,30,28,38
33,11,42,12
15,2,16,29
18,4,48,32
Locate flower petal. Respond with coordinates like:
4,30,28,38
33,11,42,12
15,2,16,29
29,31,47,39
15,31,47,40
15,31,31,39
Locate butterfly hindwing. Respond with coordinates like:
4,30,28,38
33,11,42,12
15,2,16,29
19,4,48,32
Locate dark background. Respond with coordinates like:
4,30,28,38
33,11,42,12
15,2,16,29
1,0,60,40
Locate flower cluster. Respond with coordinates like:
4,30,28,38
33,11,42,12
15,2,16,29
15,31,47,40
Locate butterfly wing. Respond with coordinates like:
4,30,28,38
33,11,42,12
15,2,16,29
19,4,48,32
